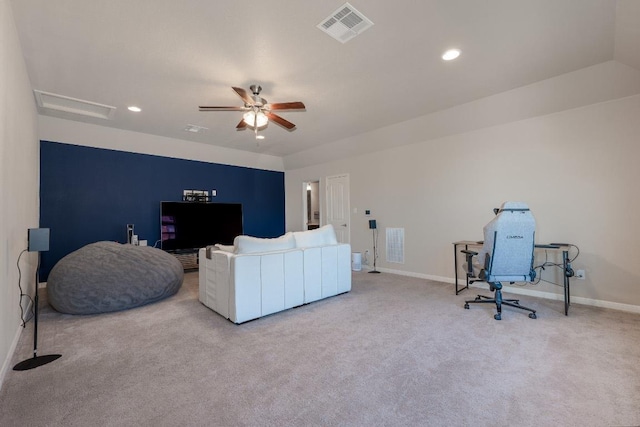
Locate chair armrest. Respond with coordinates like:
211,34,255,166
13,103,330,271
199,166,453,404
460,250,478,277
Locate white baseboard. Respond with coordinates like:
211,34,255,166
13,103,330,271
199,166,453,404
466,281,640,314
0,300,31,392
368,267,640,314
376,266,451,283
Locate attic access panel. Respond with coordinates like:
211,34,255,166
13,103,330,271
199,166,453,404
34,90,116,120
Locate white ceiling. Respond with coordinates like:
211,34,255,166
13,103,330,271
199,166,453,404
10,0,640,158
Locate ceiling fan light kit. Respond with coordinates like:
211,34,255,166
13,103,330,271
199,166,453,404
199,85,305,137
243,110,268,128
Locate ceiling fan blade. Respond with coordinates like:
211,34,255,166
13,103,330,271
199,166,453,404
265,112,295,130
265,102,306,110
236,119,248,129
232,87,255,106
199,106,246,111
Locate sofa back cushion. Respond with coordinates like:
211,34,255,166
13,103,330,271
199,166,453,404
213,244,235,253
234,232,296,254
293,224,338,248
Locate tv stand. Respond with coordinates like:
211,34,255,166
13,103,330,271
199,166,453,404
167,249,199,271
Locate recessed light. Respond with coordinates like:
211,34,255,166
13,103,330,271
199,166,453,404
442,49,461,61
127,106,141,112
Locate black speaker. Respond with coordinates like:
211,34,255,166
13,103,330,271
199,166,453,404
14,228,61,371
369,219,377,229
127,224,134,244
28,228,50,252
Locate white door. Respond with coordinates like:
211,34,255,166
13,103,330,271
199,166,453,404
325,174,350,244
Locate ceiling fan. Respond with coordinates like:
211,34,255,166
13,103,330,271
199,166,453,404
199,85,305,138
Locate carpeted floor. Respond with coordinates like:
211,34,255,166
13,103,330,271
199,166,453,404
1,271,639,426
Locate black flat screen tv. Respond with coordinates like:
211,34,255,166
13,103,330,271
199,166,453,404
160,202,243,252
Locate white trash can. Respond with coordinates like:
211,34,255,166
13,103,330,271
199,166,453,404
352,252,362,271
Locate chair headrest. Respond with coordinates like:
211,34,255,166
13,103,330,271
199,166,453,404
497,201,530,213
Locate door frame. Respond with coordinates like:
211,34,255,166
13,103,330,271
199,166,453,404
302,179,321,231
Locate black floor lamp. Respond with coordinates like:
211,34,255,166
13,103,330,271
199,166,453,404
369,220,380,274
13,228,61,371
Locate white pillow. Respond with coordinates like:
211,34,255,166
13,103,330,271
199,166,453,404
293,225,338,248
234,232,296,254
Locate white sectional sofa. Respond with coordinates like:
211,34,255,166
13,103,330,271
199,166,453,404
198,225,351,323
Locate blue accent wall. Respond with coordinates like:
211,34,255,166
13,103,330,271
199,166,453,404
40,141,285,280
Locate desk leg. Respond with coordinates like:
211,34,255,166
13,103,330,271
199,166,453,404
563,250,570,316
454,243,470,295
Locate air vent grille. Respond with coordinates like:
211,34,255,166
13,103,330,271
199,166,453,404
386,228,405,264
317,2,373,43
338,8,363,28
322,17,337,30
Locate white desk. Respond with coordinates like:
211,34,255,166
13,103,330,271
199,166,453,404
452,241,573,315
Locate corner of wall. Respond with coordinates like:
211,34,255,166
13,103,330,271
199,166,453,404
0,0,40,390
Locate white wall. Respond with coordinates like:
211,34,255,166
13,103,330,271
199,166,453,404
284,61,640,170
285,92,640,309
0,0,40,385
38,115,284,172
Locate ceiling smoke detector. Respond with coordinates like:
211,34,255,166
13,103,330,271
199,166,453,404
184,124,208,133
317,2,374,43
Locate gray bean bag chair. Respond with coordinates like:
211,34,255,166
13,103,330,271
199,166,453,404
47,241,184,314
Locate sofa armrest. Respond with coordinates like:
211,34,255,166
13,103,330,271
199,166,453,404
199,249,233,318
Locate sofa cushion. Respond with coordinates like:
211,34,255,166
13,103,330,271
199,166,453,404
234,232,296,254
213,244,235,253
293,224,338,248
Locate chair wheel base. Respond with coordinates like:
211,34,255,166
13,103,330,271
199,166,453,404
464,292,536,320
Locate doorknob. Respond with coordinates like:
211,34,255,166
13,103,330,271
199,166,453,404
341,224,347,227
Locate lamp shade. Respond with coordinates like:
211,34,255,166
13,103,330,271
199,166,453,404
243,111,268,127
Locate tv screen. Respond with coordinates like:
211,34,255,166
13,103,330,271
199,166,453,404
160,202,243,252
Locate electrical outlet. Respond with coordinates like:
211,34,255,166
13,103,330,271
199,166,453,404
576,269,585,280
